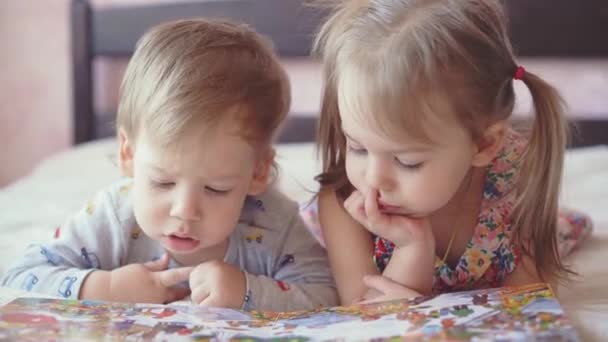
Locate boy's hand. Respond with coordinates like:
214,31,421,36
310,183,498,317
344,189,434,248
189,260,246,309
107,253,192,304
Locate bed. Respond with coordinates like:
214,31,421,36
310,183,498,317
1,0,607,340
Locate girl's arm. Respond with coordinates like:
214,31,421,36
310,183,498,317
505,209,594,290
340,189,435,299
318,189,380,305
381,241,435,296
503,254,543,287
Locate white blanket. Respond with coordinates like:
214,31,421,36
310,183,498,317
0,139,606,340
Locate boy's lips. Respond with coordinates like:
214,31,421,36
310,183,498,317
163,234,200,251
167,232,193,239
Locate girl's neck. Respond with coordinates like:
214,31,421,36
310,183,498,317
430,166,486,267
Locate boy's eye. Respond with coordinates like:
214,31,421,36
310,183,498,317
151,180,175,189
205,186,230,195
395,158,424,170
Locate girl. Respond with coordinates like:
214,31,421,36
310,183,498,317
310,0,592,304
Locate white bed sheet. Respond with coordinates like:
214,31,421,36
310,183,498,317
0,139,606,340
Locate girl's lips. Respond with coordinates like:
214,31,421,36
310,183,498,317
377,200,413,216
163,235,201,251
378,199,401,211
379,205,404,214
379,203,401,210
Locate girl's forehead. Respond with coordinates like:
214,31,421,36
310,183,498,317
338,96,473,153
336,66,472,148
340,114,430,152
337,94,432,148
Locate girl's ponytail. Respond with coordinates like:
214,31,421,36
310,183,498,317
515,69,570,282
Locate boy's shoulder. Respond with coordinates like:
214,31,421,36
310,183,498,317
239,186,301,234
91,178,135,224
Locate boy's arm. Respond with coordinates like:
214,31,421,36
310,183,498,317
1,189,124,300
242,209,339,312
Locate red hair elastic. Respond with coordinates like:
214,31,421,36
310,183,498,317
514,66,525,80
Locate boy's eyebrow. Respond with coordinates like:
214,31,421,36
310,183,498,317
145,162,241,181
212,174,241,182
146,163,171,174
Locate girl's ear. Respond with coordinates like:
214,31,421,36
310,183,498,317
118,128,135,177
248,148,275,195
472,121,507,167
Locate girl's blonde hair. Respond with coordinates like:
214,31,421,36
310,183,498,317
117,19,290,150
314,0,569,282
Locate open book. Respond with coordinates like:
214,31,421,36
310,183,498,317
0,283,579,341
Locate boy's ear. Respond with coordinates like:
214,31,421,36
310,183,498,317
471,121,507,167
248,148,275,195
118,128,135,177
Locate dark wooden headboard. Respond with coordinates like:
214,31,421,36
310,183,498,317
70,0,608,147
70,0,325,144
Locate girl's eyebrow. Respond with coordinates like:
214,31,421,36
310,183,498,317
393,145,432,154
341,127,367,146
342,130,360,144
343,128,431,154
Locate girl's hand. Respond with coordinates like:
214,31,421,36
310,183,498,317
106,254,193,304
360,275,423,303
343,189,434,248
189,260,246,309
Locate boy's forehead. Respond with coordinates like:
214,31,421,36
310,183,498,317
136,128,257,173
140,107,246,145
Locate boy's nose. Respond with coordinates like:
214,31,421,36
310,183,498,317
170,191,202,221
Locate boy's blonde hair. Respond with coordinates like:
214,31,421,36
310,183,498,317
117,19,290,150
314,0,569,282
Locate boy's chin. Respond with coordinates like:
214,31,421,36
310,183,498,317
165,239,229,263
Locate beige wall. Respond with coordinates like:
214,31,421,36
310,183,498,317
0,0,71,187
0,0,170,187
0,1,175,187
0,0,322,188
1,0,605,187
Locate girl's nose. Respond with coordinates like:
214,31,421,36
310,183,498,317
365,158,395,192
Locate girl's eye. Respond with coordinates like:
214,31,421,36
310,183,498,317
151,180,175,189
395,158,424,170
205,186,231,195
347,143,368,155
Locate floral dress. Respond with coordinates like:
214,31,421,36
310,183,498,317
301,129,593,293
